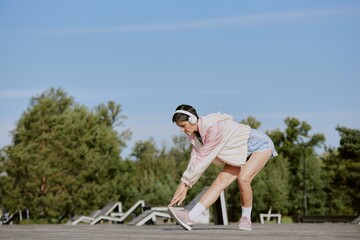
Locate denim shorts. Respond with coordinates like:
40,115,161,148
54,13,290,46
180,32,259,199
247,129,278,158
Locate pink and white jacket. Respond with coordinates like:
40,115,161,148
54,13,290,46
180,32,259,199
181,112,251,187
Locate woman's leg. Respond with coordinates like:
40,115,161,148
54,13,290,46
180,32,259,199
238,149,272,207
198,164,240,208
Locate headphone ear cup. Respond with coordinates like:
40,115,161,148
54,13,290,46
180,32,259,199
189,115,197,125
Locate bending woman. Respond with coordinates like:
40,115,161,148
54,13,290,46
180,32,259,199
168,104,278,231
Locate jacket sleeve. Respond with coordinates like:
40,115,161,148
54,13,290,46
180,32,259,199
181,122,227,187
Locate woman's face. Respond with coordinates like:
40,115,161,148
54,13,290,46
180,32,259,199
176,120,198,136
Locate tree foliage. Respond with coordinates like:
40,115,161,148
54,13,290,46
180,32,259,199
267,117,326,216
0,88,131,222
129,139,178,206
241,116,261,129
322,126,360,215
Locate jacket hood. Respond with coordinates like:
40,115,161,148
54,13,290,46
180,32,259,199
198,112,233,136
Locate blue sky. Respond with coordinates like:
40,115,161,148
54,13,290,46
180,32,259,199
1,0,359,158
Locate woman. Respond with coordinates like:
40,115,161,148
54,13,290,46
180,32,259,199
168,104,277,231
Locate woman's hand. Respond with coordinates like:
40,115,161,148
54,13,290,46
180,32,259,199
169,182,189,207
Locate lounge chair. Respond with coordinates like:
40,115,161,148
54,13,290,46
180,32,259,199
90,200,145,225
69,201,123,225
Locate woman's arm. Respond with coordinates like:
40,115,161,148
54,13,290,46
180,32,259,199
181,123,225,187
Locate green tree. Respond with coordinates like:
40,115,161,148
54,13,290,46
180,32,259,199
337,126,360,214
269,117,326,216
0,88,131,222
322,126,360,215
241,116,261,129
130,139,178,206
110,158,138,210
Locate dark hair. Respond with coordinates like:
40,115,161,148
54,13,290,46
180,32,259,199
172,104,199,123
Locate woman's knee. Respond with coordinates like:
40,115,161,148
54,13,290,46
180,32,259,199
238,173,251,186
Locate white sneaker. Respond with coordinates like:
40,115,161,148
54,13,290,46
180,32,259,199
238,216,252,231
168,207,194,231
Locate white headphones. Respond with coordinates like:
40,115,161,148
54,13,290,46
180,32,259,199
175,110,198,125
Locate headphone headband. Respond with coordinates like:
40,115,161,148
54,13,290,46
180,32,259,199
174,110,195,118
174,109,198,125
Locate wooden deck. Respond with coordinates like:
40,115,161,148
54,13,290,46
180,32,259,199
0,223,359,240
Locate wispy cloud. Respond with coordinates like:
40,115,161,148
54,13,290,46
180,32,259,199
70,88,254,102
47,9,360,35
0,87,250,100
0,89,40,98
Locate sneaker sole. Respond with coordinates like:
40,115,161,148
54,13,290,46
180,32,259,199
238,227,251,231
239,227,252,231
168,207,192,231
